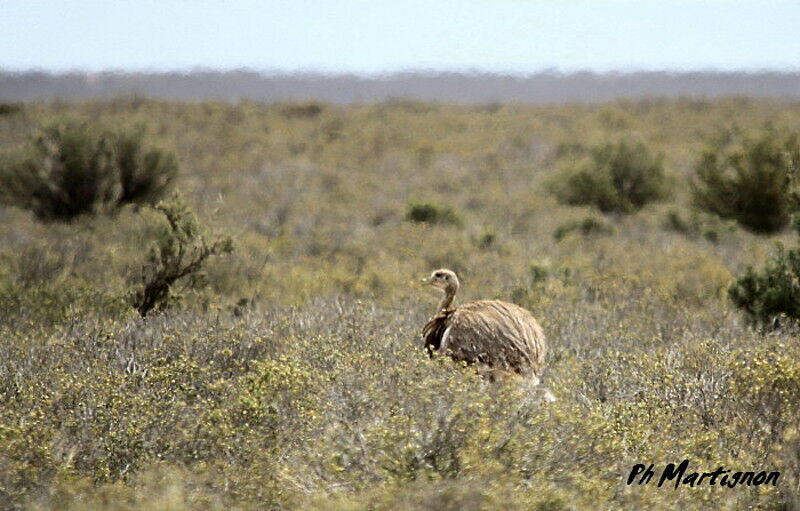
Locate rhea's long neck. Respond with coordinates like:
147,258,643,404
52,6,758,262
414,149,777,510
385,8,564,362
437,283,458,311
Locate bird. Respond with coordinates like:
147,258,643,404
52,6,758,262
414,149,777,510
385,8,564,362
421,268,548,385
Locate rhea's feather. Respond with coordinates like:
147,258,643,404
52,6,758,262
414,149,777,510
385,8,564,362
421,269,548,385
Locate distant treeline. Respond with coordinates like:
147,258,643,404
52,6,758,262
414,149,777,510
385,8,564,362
2,70,800,103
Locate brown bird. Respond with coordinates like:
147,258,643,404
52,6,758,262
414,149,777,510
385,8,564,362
421,269,548,385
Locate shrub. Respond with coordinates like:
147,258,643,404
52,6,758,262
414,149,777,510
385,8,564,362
663,208,691,234
475,230,496,249
235,357,316,447
729,216,800,326
551,139,669,213
730,348,800,442
729,243,800,327
132,193,233,317
662,208,736,243
279,101,325,118
7,242,74,286
510,262,572,306
405,201,463,227
553,216,614,241
691,129,800,233
0,102,22,116
114,126,177,206
529,263,550,284
0,121,177,221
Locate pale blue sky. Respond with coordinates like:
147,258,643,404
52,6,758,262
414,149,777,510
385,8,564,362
1,1,799,73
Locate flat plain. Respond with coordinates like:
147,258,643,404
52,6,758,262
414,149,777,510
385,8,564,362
1,97,799,510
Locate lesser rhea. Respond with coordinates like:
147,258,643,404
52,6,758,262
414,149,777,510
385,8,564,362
421,269,548,385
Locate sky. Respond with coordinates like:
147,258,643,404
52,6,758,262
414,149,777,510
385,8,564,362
1,0,799,74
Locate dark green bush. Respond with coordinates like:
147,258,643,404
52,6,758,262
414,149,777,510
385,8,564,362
132,193,233,317
0,121,177,221
114,126,177,206
553,216,614,241
662,208,736,243
729,246,800,327
279,101,325,118
529,263,550,284
691,129,800,233
729,216,800,326
663,208,691,234
0,102,22,116
475,230,496,249
405,201,463,227
551,139,669,213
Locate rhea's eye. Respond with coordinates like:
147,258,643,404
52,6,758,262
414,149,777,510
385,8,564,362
434,272,443,278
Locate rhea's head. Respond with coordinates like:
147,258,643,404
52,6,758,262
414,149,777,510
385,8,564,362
422,268,460,294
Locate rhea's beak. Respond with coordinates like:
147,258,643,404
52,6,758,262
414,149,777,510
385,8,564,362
421,276,432,285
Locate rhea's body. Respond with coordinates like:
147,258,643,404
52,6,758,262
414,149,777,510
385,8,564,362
422,269,548,384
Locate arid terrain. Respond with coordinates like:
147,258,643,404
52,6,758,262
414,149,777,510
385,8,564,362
1,97,799,510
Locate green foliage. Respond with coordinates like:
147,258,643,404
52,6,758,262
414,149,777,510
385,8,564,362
553,216,614,241
529,263,550,284
727,194,800,327
114,126,178,206
405,201,463,227
471,230,498,251
729,242,800,326
279,101,325,119
691,128,800,233
662,208,736,243
0,120,177,222
551,139,670,213
510,263,572,307
132,193,233,317
0,102,22,116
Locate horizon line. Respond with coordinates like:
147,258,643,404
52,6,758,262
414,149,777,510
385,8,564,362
4,66,800,78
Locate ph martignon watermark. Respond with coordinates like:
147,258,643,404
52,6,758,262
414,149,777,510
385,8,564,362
627,460,780,489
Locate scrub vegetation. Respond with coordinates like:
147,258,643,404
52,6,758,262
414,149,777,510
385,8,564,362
691,128,800,233
1,98,800,510
549,138,670,213
0,120,176,222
